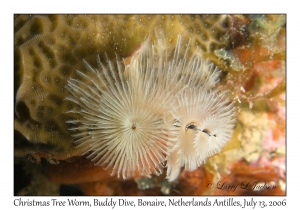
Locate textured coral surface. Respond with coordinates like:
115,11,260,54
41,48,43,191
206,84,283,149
14,14,285,196
14,14,229,160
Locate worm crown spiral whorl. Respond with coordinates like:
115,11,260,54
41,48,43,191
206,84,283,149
166,88,236,182
65,54,177,179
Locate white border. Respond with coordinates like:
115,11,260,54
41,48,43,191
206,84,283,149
2,0,296,208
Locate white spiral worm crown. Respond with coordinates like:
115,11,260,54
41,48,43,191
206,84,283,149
65,35,236,181
166,88,236,181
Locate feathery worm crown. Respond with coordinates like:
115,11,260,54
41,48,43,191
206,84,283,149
129,36,221,93
65,54,178,179
65,34,236,180
167,88,236,181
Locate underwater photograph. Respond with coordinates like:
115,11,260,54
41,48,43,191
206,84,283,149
14,14,286,196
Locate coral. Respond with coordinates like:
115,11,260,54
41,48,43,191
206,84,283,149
212,160,285,196
176,14,229,63
46,157,215,196
15,158,60,196
215,15,286,110
174,166,214,195
14,15,152,160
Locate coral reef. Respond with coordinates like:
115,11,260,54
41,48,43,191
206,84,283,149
14,14,285,196
14,14,230,161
